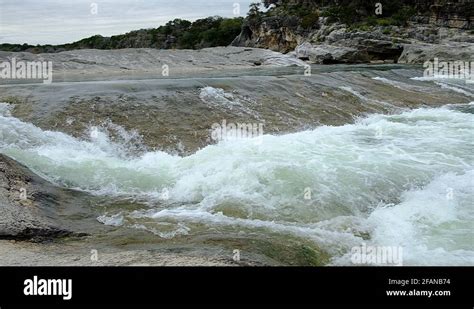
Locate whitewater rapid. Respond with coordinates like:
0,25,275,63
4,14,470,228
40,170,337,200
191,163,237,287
0,102,473,265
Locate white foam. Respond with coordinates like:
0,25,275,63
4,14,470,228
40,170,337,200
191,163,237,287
366,171,474,265
339,86,396,108
199,87,239,107
435,82,474,98
0,104,473,264
372,77,427,92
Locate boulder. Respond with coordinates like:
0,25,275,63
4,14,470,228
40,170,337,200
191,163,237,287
295,42,369,64
398,42,474,64
0,154,80,241
356,38,404,62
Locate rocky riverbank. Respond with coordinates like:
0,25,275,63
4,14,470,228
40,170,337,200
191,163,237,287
292,22,473,64
232,0,473,64
1,47,470,156
0,154,261,266
0,46,306,83
1,44,473,266
234,18,473,64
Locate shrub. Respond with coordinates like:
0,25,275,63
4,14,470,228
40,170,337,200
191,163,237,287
392,7,417,26
366,16,378,27
321,6,355,24
376,18,394,27
301,12,320,29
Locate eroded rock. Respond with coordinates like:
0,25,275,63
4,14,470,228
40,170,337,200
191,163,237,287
295,42,369,64
398,42,474,64
0,154,86,241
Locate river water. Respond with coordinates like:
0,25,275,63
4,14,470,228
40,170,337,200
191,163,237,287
0,65,473,265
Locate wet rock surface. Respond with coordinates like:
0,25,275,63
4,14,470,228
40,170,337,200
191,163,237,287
0,46,472,265
0,46,306,83
0,154,97,241
1,62,470,156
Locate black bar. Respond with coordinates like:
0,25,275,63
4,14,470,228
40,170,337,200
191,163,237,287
0,267,472,306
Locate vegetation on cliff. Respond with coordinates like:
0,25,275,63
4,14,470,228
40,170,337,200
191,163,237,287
0,16,243,53
1,0,471,54
247,0,472,31
248,0,419,31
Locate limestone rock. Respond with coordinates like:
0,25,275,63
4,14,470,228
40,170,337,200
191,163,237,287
295,42,369,64
398,42,474,64
0,154,77,240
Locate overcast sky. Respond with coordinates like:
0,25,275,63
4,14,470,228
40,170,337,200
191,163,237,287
0,0,253,45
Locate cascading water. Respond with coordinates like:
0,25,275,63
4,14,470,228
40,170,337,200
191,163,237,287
1,99,472,265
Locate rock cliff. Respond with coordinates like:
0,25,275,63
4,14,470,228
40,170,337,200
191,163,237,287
232,0,473,63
